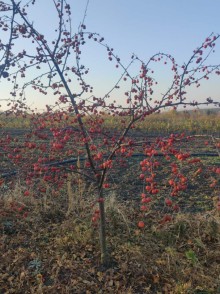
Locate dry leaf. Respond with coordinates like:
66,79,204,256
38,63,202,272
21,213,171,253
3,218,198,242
152,274,160,284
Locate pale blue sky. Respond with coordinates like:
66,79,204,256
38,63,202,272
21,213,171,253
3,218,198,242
1,0,220,109
31,0,220,62
84,0,220,62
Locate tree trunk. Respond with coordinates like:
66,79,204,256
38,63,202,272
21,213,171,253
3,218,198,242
98,192,109,267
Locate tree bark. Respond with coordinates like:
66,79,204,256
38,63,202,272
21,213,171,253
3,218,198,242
98,191,109,267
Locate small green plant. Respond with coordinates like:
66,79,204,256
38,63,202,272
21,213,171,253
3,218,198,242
28,259,42,274
2,220,14,234
185,249,198,265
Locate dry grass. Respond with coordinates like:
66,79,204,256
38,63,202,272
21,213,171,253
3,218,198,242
1,182,220,293
1,109,220,134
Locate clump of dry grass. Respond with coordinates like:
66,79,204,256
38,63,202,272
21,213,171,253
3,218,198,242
65,172,95,218
105,193,132,235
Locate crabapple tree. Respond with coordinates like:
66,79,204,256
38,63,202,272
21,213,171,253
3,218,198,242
0,0,220,266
